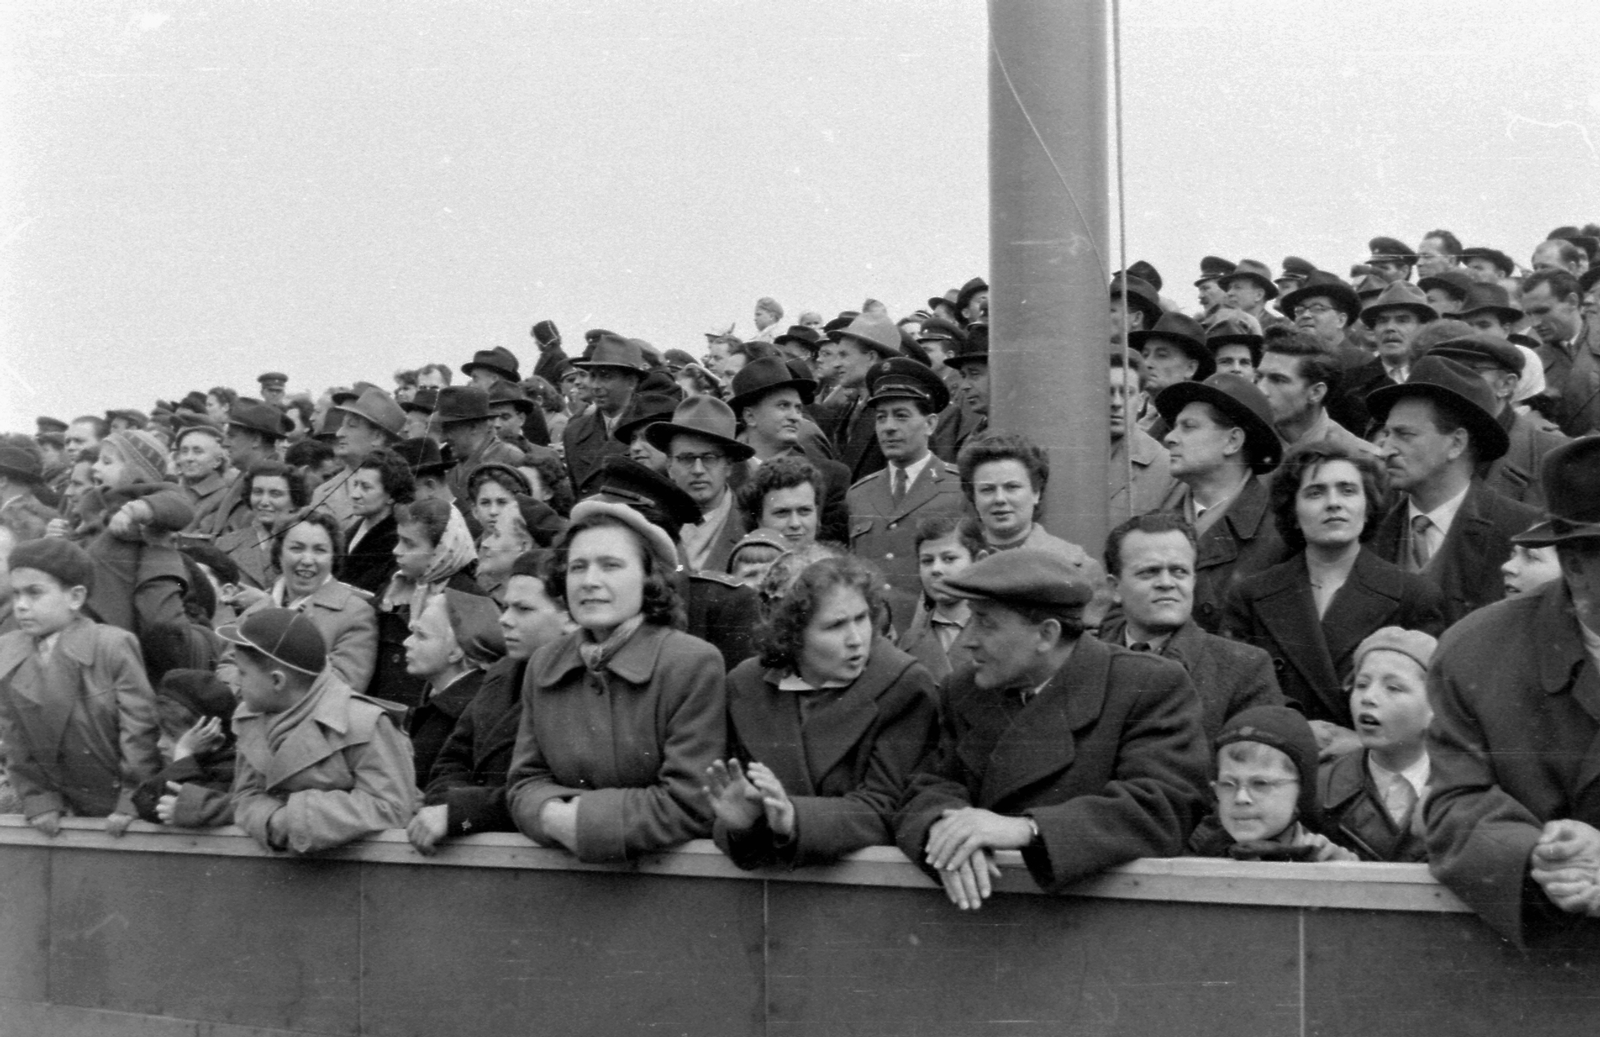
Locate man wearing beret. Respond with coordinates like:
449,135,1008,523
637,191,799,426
1426,332,1567,505
1365,355,1540,625
1425,437,1600,947
894,547,1209,909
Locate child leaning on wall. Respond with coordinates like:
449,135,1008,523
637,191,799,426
0,537,161,835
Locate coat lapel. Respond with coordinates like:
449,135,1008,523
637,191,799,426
976,639,1111,806
1252,560,1340,710
1320,550,1405,671
730,671,812,794
800,646,900,782
886,461,950,524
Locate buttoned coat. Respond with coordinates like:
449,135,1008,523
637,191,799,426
684,570,759,669
1423,581,1600,946
1535,319,1600,436
1159,475,1292,633
1368,480,1540,626
406,668,487,786
560,402,635,495
1109,426,1176,524
423,656,530,835
339,513,398,599
506,623,726,862
894,638,1210,893
1479,409,1568,506
715,640,940,869
181,470,235,536
1318,749,1426,863
0,616,161,818
846,456,967,605
239,579,379,694
1098,616,1283,745
1222,548,1445,725
231,670,419,854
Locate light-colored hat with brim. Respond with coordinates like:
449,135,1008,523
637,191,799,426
332,387,406,440
1218,259,1279,301
832,315,902,358
568,499,681,573
643,396,756,461
1360,282,1438,327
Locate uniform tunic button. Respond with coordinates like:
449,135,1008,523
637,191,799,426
888,523,897,530
884,552,895,560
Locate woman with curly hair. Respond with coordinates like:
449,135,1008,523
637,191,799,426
339,446,415,597
706,554,939,869
215,460,309,590
506,501,726,862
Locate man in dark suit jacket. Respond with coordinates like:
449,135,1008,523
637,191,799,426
1365,355,1541,625
728,356,852,544
561,335,648,495
1098,514,1282,744
1425,437,1600,946
893,548,1209,910
813,315,903,483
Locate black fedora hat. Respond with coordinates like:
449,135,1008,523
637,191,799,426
331,381,380,407
487,381,535,415
572,334,649,373
612,393,683,446
773,324,824,355
1455,282,1523,325
1513,437,1600,546
727,356,817,413
227,398,292,440
943,322,989,370
1424,331,1525,375
1130,312,1215,381
644,396,756,461
396,436,452,478
1109,274,1163,326
1154,373,1283,474
955,277,989,313
1364,354,1509,462
461,346,521,382
1279,270,1362,324
433,386,494,425
1218,259,1279,301
0,445,44,485
400,386,439,415
864,356,951,414
1123,260,1162,293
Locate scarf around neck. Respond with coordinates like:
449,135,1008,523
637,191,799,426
577,614,646,675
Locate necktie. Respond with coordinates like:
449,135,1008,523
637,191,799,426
1409,514,1433,572
1384,775,1418,826
891,465,908,507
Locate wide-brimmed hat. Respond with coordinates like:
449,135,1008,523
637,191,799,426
1360,281,1438,326
572,334,649,373
727,356,817,413
333,387,406,440
434,386,494,425
1365,354,1509,462
460,346,521,382
612,393,683,446
487,381,534,415
1218,259,1279,301
1279,270,1362,324
1154,373,1283,474
1367,236,1417,264
644,396,756,461
1458,246,1516,278
1418,268,1476,304
955,277,989,313
1204,311,1264,364
400,386,439,415
396,437,452,478
1109,274,1163,326
832,315,901,358
1130,312,1215,381
1424,331,1525,375
0,445,44,485
943,322,989,370
1194,255,1236,287
1513,437,1600,546
227,398,292,441
773,324,824,355
864,356,951,413
1455,282,1524,325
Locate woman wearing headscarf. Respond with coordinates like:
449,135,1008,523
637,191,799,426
370,498,481,709
402,589,506,781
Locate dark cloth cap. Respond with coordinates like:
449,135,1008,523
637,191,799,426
461,346,521,382
1279,270,1362,324
177,391,209,414
662,348,699,370
1195,256,1236,285
257,372,288,386
943,322,988,370
1423,331,1525,374
864,356,951,413
1215,705,1321,827
8,537,95,592
487,381,534,414
1129,312,1215,381
217,608,327,676
1280,256,1316,280
1457,246,1516,278
1123,261,1162,293
1364,354,1509,462
1367,236,1417,262
955,277,990,312
434,386,494,424
35,417,68,435
531,320,561,348
1514,437,1600,547
773,324,825,353
0,445,44,485
1154,373,1282,474
1417,268,1476,301
612,393,683,445
157,669,236,720
727,356,817,413
942,546,1096,612
578,455,701,532
440,588,508,670
1218,259,1279,301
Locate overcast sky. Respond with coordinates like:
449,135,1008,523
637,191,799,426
4,0,1598,425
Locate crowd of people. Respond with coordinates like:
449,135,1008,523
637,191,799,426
2,225,1599,947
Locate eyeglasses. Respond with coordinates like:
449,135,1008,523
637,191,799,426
1294,303,1337,318
1211,777,1298,799
670,452,729,470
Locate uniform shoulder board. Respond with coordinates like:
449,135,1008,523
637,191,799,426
848,470,884,492
939,459,961,474
689,569,744,589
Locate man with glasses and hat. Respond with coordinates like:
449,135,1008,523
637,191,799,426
1365,354,1541,625
435,386,526,505
815,315,904,483
892,547,1209,911
562,333,649,494
727,356,851,544
1425,332,1567,506
1425,437,1600,947
202,398,292,538
1154,373,1288,632
648,396,756,574
1219,259,1292,334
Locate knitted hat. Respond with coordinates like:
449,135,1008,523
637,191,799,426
440,588,508,670
1352,626,1438,675
104,429,168,484
1215,705,1320,827
7,537,95,592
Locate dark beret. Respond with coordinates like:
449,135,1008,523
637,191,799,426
8,537,95,593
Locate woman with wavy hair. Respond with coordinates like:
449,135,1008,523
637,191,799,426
706,554,939,869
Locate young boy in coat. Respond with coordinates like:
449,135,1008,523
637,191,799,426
1318,627,1436,862
222,607,418,854
0,538,161,835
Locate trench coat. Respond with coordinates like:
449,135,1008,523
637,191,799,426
506,623,726,862
239,579,379,694
714,640,939,869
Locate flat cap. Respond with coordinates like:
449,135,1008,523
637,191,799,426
1424,331,1524,374
942,547,1096,612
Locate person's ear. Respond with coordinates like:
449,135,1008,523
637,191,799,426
1308,381,1328,408
66,585,89,610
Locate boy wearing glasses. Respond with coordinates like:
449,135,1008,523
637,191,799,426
1201,705,1354,861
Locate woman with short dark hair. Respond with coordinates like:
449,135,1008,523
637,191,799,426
216,460,309,591
340,446,415,597
707,555,939,869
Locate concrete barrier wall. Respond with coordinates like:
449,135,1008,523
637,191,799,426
0,817,1595,1037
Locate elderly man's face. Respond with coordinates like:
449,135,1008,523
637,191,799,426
1371,310,1424,364
1376,398,1464,495
1197,280,1228,310
1294,296,1349,346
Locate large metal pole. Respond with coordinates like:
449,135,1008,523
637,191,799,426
988,1,1111,552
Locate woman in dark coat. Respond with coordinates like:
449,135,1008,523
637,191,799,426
1223,444,1445,748
707,554,940,870
339,446,413,598
372,497,482,709
505,502,726,862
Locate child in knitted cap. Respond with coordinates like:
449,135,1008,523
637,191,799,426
1318,626,1438,861
0,538,161,836
1203,705,1356,861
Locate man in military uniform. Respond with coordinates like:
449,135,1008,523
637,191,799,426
1193,256,1235,320
1365,236,1418,284
257,372,288,407
813,315,903,483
